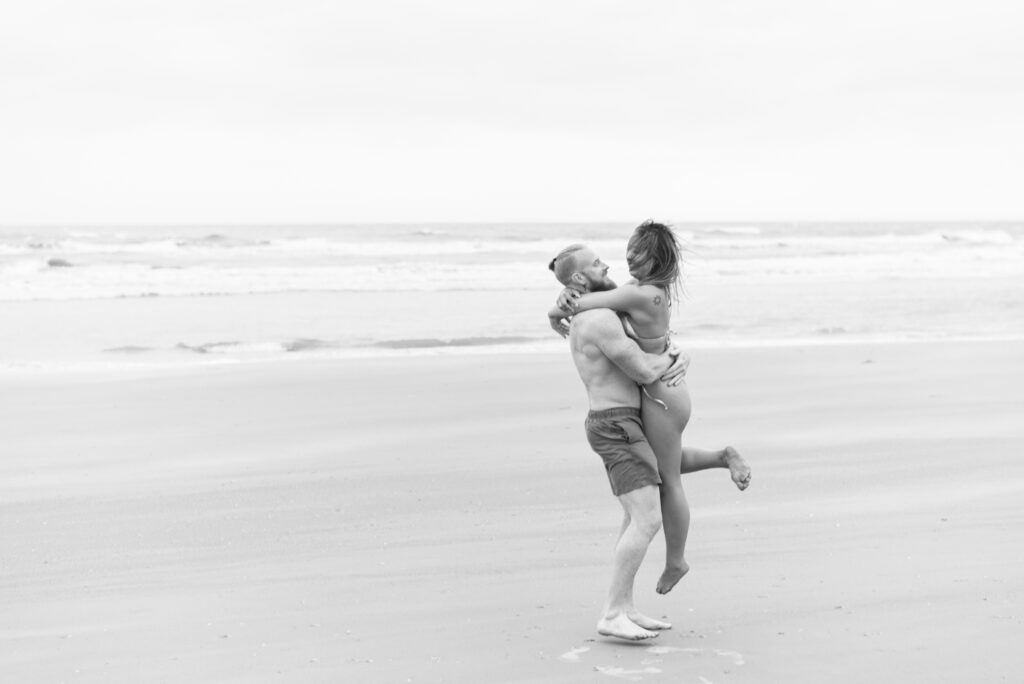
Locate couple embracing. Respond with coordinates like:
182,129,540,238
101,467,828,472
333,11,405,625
547,221,751,641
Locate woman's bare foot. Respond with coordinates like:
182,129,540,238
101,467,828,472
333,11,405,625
723,446,752,490
597,614,660,641
628,611,672,630
656,560,690,594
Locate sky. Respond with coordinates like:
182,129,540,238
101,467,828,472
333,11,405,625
2,0,1023,224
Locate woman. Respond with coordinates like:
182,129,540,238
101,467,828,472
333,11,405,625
548,221,751,594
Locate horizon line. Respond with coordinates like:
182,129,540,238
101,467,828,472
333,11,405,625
2,218,1022,228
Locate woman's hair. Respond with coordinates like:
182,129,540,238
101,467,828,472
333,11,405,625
628,220,683,297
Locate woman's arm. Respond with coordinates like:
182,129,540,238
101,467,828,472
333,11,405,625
563,283,653,318
556,278,639,312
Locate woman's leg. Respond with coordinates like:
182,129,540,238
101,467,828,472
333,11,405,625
680,445,752,489
642,381,693,594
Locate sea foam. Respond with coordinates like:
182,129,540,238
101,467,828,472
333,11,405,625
2,222,1022,371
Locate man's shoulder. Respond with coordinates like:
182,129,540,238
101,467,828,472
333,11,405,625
573,308,619,324
572,309,624,337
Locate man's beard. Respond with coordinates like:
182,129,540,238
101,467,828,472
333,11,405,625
588,275,617,292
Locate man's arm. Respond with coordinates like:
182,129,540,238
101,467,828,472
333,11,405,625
583,311,676,385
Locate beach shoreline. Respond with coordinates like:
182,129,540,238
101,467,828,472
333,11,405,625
4,222,1024,372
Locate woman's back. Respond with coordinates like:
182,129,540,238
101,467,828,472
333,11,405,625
622,282,672,353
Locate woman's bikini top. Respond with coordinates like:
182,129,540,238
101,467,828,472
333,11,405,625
622,315,670,354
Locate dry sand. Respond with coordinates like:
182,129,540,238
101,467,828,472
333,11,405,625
2,340,1023,683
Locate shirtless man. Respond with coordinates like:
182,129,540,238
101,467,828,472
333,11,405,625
549,244,690,641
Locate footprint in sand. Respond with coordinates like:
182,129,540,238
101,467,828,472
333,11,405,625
713,649,745,666
594,665,662,681
566,643,744,681
647,645,744,666
559,646,590,662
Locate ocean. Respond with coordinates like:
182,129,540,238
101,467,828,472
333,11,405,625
2,222,1023,371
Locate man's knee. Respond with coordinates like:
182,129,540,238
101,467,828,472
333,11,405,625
636,507,662,538
621,485,662,537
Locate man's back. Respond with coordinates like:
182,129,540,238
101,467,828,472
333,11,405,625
570,309,644,411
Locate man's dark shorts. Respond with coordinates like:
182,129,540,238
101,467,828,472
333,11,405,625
585,407,661,496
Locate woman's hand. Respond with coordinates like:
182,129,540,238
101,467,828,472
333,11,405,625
556,287,580,313
549,312,571,338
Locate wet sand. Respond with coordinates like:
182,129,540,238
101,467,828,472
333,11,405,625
2,340,1022,682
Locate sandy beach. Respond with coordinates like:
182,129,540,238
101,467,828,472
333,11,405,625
2,339,1023,683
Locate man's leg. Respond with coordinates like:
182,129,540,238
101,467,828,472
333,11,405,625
680,446,752,490
598,484,664,641
611,508,673,631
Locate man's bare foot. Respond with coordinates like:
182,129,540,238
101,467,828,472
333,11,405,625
723,446,752,491
656,560,690,594
597,614,660,641
628,611,672,630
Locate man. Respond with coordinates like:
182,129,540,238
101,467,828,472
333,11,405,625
548,244,690,641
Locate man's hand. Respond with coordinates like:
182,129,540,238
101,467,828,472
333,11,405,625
549,313,571,339
556,287,580,313
660,345,690,386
